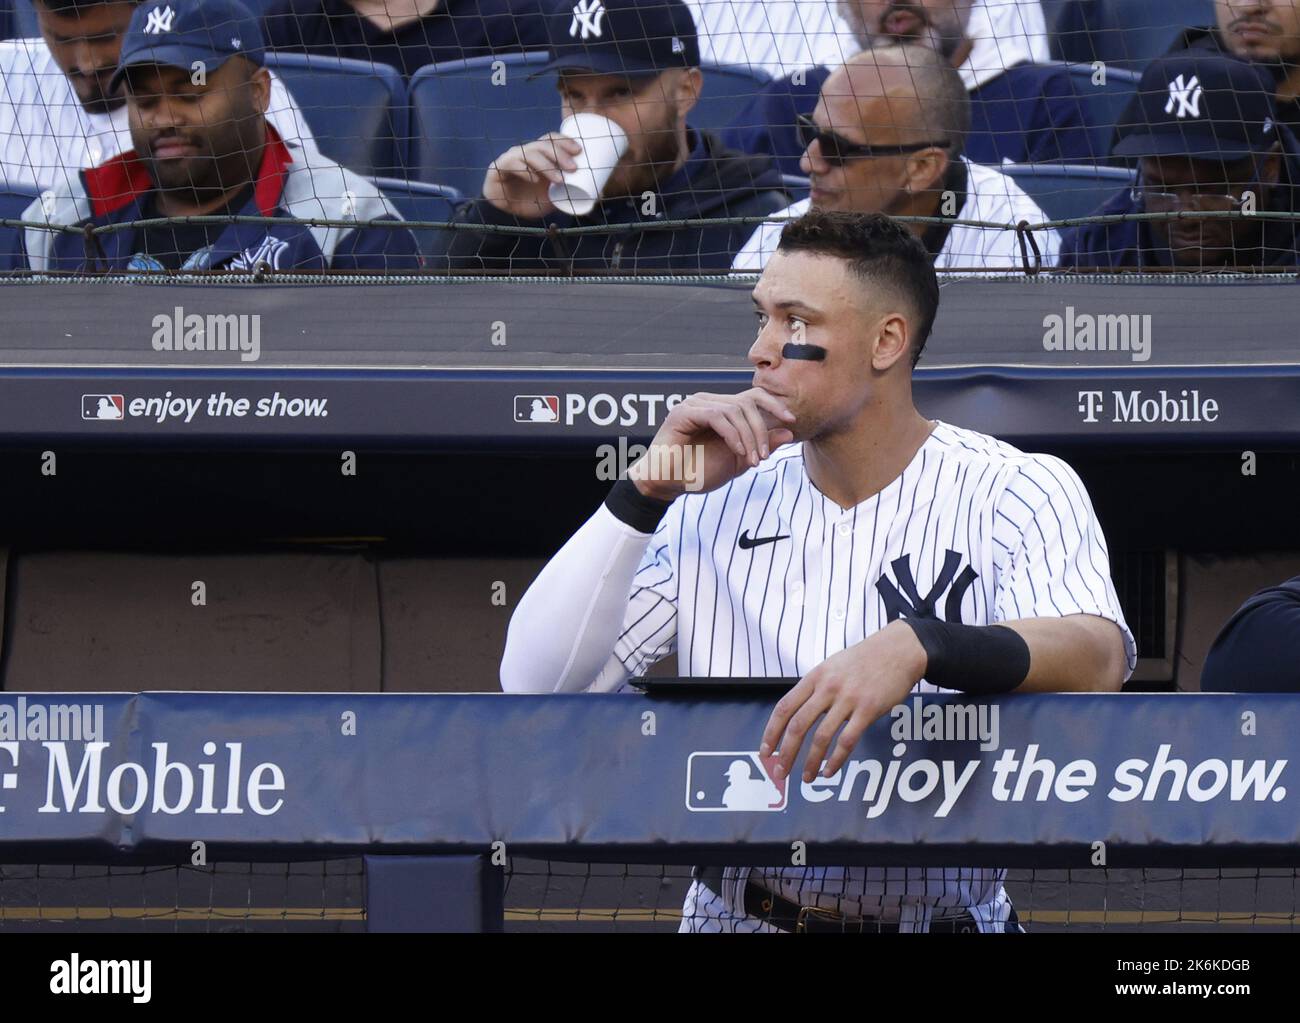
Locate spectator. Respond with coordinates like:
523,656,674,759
1201,576,1300,692
1171,0,1300,139
0,0,314,192
732,45,1060,272
443,0,788,273
720,0,1083,175
4,0,419,271
262,0,552,79
1059,52,1300,269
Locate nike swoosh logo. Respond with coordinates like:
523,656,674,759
738,530,790,550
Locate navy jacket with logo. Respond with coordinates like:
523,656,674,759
441,128,788,272
3,126,420,273
719,62,1095,179
1059,121,1300,269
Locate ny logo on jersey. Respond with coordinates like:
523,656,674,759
875,550,978,624
230,235,290,271
1164,74,1203,119
144,5,175,34
569,0,607,39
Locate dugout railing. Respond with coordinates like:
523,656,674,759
0,691,1296,931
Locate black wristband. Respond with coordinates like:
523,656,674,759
604,477,674,533
901,618,1030,694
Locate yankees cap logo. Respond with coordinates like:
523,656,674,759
737,529,790,550
569,0,607,40
144,5,175,34
1165,73,1203,119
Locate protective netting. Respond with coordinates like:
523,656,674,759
3,0,1297,273
4,859,1295,932
504,861,1300,933
0,860,367,932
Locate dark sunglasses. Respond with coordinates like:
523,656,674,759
796,113,951,167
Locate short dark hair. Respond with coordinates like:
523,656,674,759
34,0,139,14
776,209,940,367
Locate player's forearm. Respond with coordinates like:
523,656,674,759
499,497,661,694
896,613,1127,695
1000,614,1128,692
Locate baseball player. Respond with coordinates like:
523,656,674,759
500,208,1136,933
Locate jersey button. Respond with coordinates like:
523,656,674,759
832,607,845,621
837,522,851,538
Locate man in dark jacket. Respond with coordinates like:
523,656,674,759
1060,51,1300,270
721,0,1094,176
1168,1,1300,139
1201,576,1300,692
442,0,788,273
4,0,420,273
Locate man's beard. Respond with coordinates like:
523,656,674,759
72,77,125,116
608,118,682,198
863,4,966,60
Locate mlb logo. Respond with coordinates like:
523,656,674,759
685,751,787,812
514,395,560,423
82,394,124,420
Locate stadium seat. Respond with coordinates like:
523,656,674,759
370,176,463,260
0,185,40,265
409,52,772,196
1052,0,1216,67
999,162,1135,222
408,52,554,195
1052,61,1142,161
3,0,38,39
692,62,773,132
262,52,409,178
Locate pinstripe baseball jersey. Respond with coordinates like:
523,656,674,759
587,419,1135,931
0,38,314,192
682,1,1051,83
683,1,857,77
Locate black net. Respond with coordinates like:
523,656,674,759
500,860,1300,933
2,0,1294,274
6,859,1294,933
0,860,366,932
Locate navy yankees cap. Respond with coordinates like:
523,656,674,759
529,0,701,80
1113,52,1281,161
111,0,265,94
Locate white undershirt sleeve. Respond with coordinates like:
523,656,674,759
500,501,680,694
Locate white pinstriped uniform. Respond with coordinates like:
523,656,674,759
587,420,1136,932
683,0,858,77
0,38,315,192
682,0,1050,81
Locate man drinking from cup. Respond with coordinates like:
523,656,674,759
442,0,789,273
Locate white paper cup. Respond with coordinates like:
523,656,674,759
548,113,630,217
